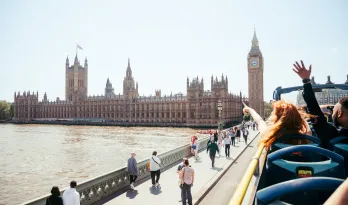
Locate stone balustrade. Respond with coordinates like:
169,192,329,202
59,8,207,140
21,136,210,205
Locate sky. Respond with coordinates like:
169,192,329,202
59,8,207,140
0,0,347,103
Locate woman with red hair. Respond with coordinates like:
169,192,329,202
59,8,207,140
242,101,312,150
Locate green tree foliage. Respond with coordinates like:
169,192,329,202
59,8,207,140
0,101,10,120
243,113,251,121
10,103,14,118
264,101,273,118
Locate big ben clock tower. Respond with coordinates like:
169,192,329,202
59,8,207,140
248,29,264,117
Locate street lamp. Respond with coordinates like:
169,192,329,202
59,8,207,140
217,99,223,131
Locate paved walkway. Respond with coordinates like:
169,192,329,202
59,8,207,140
199,135,261,205
104,130,259,205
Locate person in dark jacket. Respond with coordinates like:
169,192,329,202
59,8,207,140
293,61,348,148
207,139,219,168
46,186,63,205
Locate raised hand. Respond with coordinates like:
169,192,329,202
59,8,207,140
242,102,251,115
292,60,312,80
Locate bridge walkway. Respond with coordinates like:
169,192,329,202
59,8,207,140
199,134,260,205
103,130,259,205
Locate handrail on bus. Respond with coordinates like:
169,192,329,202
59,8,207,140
228,143,265,205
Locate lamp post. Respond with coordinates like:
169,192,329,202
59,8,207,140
217,99,223,131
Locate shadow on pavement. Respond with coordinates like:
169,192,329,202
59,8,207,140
149,186,162,195
211,167,223,171
126,190,138,199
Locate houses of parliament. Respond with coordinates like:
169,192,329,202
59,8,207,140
14,31,264,127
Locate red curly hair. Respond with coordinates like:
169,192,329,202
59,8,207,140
259,100,312,150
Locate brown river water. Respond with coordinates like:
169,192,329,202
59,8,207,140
0,124,203,204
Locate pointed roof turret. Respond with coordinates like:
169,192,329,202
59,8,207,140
126,58,132,77
107,78,110,84
252,27,259,47
74,54,78,64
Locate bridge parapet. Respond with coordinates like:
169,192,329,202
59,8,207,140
21,136,209,205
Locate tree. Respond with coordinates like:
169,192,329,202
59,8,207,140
10,103,14,118
264,101,273,119
0,101,10,120
243,113,251,121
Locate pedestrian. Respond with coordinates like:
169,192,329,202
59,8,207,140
224,132,232,158
242,128,249,145
207,138,219,168
230,128,236,146
236,127,241,142
207,132,214,146
191,136,199,161
180,159,194,205
127,152,138,190
149,151,161,187
62,181,80,205
45,186,63,205
177,158,189,203
214,131,218,143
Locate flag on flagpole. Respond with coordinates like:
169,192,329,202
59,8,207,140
77,44,83,50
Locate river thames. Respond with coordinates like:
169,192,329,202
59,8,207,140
0,124,203,204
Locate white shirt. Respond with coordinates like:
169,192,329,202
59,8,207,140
224,136,231,144
150,155,161,171
62,188,80,205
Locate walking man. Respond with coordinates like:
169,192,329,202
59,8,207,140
150,151,161,187
230,129,236,146
207,139,219,168
224,132,232,158
242,128,249,145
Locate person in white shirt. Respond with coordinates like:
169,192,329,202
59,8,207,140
62,181,80,205
224,132,232,158
149,151,161,187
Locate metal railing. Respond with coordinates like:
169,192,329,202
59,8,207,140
228,142,265,205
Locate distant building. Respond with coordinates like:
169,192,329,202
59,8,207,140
297,75,348,106
14,52,251,126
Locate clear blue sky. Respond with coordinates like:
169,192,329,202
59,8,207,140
0,0,347,103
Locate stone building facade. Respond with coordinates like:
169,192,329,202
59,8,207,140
14,56,248,127
297,76,348,106
248,29,264,117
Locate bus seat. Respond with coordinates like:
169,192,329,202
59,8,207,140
256,177,344,205
266,145,345,186
271,134,320,161
330,136,348,176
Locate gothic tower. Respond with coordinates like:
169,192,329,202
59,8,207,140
123,58,138,100
247,29,264,117
65,55,88,101
211,74,228,99
105,78,115,98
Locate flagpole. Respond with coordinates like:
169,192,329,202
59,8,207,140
76,44,78,58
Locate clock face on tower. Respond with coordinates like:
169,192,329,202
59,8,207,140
251,59,258,67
